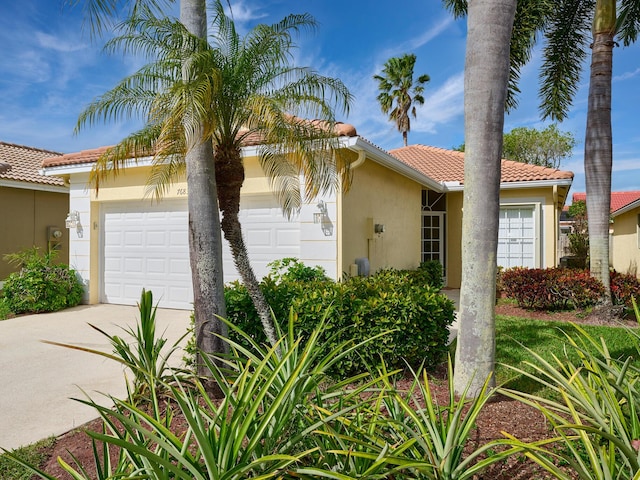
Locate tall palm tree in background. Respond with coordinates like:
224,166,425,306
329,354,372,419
373,54,430,147
443,0,517,396
78,1,353,347
538,0,640,306
69,0,228,388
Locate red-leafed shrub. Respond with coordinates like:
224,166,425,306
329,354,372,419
502,267,604,310
610,271,640,310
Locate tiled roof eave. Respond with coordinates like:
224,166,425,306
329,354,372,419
612,198,640,217
0,177,68,193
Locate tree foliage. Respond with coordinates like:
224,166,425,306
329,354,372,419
502,124,575,168
454,124,575,169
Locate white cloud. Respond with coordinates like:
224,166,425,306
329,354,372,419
614,67,640,82
35,32,86,53
413,72,465,133
226,1,268,25
376,16,455,61
407,16,455,50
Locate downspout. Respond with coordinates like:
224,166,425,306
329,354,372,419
350,147,366,169
339,146,367,278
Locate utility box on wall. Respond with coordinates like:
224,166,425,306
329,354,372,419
47,226,63,252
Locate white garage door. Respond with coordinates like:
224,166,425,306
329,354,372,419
497,206,537,269
101,197,300,309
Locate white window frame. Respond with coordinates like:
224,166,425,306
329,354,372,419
498,198,543,269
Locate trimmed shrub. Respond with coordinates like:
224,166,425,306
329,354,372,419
225,265,454,378
2,248,84,314
412,260,444,290
610,270,640,310
502,267,604,310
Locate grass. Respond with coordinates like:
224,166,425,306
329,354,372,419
0,437,56,480
495,315,639,394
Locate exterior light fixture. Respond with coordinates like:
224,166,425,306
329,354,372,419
65,211,80,229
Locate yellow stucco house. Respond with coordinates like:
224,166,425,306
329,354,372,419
570,191,640,277
0,142,69,283
611,197,640,276
41,127,573,309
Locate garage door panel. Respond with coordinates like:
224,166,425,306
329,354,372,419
497,206,537,269
102,197,301,309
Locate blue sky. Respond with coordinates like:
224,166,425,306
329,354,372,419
1,1,639,197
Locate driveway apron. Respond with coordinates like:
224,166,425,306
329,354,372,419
0,304,190,451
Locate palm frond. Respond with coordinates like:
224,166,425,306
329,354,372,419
506,0,550,111
539,0,595,120
89,125,161,192
617,0,640,45
66,0,175,41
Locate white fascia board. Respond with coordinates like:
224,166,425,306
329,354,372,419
612,198,640,217
445,178,573,192
499,179,573,189
41,156,155,177
342,137,445,192
0,179,68,194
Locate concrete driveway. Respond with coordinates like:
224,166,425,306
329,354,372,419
0,304,191,451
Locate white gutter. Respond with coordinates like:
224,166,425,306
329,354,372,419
443,178,573,192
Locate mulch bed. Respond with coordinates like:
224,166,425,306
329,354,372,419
30,304,633,479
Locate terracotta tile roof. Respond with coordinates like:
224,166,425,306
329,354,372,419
389,144,574,184
42,121,358,168
572,191,640,213
42,145,112,168
0,142,66,187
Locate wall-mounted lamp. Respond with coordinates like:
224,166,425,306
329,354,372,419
314,200,333,236
65,211,80,229
314,201,327,224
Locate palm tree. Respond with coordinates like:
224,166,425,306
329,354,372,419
538,0,640,305
373,54,430,147
444,0,517,396
78,1,353,347
68,0,228,389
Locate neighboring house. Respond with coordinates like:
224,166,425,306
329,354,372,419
0,142,69,283
569,191,640,276
41,128,573,309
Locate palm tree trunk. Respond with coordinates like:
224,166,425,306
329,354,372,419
181,0,228,393
222,210,279,347
453,0,516,397
216,144,279,347
585,0,615,305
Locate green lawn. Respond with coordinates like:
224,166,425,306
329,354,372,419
0,437,55,480
495,315,639,394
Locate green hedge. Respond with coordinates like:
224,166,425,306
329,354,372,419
2,248,84,314
225,262,454,378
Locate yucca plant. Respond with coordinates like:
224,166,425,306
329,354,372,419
7,307,394,479
500,314,640,480
300,357,532,480
44,289,190,404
